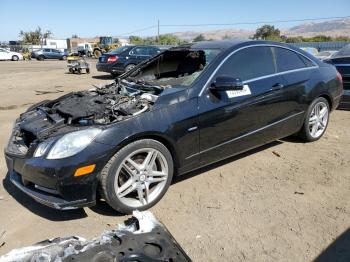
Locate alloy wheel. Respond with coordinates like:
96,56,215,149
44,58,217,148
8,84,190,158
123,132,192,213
114,148,169,208
308,101,329,138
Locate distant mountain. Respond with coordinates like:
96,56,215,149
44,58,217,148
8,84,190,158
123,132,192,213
170,18,350,41
285,18,350,37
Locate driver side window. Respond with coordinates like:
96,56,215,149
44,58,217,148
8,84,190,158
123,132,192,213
216,46,276,81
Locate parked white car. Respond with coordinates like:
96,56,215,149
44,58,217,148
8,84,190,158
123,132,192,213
0,48,23,61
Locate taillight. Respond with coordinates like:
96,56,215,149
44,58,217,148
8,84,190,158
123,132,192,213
107,55,118,64
336,71,343,83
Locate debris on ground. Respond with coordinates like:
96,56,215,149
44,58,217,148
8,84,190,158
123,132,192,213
294,191,304,195
0,195,4,200
0,211,191,262
35,89,64,95
272,151,281,157
0,231,6,249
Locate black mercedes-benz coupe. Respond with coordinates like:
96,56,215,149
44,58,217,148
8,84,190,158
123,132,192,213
5,40,343,214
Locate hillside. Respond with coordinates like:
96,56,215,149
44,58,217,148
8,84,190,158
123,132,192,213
171,18,350,41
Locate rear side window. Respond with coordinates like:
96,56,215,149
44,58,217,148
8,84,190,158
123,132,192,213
273,47,313,72
130,47,148,56
217,46,275,81
44,49,51,52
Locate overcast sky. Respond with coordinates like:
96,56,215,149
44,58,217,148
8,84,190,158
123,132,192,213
1,0,349,41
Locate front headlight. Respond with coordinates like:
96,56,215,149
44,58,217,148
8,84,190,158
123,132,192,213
34,139,54,157
47,128,101,159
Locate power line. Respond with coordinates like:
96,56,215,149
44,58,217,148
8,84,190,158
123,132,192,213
161,15,350,27
116,15,350,37
118,25,157,36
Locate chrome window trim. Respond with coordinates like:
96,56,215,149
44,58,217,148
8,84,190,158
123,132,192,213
333,64,350,67
185,111,305,159
198,44,319,96
244,66,318,84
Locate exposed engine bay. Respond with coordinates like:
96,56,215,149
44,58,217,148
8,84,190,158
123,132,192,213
43,81,159,125
8,80,162,152
7,48,219,152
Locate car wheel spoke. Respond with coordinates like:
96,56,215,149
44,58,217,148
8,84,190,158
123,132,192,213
319,107,327,118
149,176,167,184
125,157,141,172
143,150,157,170
309,115,317,125
122,163,136,177
117,179,136,198
137,187,145,204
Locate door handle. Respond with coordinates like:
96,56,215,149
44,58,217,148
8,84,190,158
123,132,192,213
271,83,284,90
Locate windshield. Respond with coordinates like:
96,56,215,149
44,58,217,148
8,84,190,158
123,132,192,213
126,48,221,88
109,46,131,54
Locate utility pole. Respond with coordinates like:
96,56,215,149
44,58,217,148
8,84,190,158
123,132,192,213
157,19,160,44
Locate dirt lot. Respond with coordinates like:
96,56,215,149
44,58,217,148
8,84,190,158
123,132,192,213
0,60,349,261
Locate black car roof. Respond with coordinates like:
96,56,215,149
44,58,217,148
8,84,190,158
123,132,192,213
173,39,306,52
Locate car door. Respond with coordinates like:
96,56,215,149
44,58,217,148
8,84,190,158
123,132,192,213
43,48,52,58
197,46,290,165
272,46,318,120
52,49,60,59
0,48,8,60
129,47,149,64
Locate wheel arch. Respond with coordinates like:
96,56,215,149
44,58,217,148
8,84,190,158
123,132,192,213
109,132,180,174
318,93,333,111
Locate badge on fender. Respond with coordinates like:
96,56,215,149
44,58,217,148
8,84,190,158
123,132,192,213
226,84,251,98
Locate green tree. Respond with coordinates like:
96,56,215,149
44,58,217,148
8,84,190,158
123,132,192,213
253,25,280,40
285,36,304,43
158,34,183,45
129,35,145,45
193,34,206,42
19,27,52,45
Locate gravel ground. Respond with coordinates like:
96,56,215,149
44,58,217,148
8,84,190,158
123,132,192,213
0,60,349,261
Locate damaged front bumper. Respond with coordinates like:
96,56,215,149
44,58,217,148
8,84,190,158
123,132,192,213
8,171,93,210
4,130,116,210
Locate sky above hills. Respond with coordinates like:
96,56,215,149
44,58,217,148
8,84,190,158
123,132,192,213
1,0,350,41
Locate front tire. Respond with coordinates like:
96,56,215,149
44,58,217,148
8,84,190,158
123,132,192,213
100,139,174,214
12,55,19,61
298,97,330,142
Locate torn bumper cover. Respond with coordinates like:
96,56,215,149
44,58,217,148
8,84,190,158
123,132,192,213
0,211,191,262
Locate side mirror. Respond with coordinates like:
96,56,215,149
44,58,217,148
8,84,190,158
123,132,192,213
210,76,244,91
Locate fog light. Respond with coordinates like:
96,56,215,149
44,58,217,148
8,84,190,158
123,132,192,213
74,164,96,177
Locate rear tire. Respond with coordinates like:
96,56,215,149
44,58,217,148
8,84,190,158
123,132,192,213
100,139,174,214
125,64,136,72
297,97,330,142
86,68,90,74
12,55,19,61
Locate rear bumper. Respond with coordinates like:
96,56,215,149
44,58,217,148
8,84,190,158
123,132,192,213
96,63,125,74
